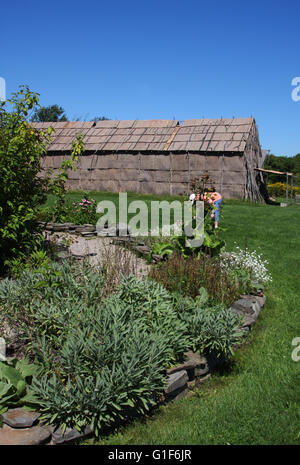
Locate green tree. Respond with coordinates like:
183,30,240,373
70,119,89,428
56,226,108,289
30,104,68,122
92,116,110,122
0,86,84,274
263,154,300,184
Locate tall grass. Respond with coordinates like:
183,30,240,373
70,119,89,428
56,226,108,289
149,253,241,306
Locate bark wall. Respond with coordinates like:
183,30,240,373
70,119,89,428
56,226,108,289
41,151,248,199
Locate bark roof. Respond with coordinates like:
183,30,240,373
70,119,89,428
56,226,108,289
32,117,254,152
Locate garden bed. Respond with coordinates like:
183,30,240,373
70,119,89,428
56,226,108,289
0,221,270,445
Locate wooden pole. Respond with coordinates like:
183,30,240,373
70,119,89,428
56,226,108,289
286,173,288,204
291,175,294,203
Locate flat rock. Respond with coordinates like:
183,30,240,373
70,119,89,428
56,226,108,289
231,299,257,315
256,294,266,307
165,387,188,402
0,337,6,361
240,294,265,308
164,370,188,394
2,408,40,428
56,251,71,261
80,231,97,237
134,245,151,254
166,351,208,377
151,254,163,263
75,225,96,233
0,423,51,445
97,226,117,236
51,425,92,444
52,224,71,231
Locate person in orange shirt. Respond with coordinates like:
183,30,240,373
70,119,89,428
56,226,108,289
201,188,222,229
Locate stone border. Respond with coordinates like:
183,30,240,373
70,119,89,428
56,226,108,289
38,221,162,263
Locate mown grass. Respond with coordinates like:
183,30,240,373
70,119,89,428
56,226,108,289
78,196,300,445
41,190,183,227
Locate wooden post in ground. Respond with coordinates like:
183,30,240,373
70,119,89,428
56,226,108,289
291,175,294,204
286,173,289,204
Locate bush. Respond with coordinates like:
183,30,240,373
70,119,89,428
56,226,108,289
0,86,50,273
267,182,300,198
0,85,85,274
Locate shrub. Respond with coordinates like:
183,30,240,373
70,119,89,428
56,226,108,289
267,182,300,198
0,86,50,273
0,85,85,274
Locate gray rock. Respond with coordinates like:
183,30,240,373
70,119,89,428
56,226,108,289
80,231,97,237
151,254,163,263
166,351,209,378
56,250,70,260
0,337,6,361
231,298,257,315
134,245,151,255
164,370,188,394
51,425,92,444
75,224,96,233
2,408,40,428
165,387,188,402
256,294,266,307
194,362,210,377
240,294,266,308
98,222,133,237
52,223,70,231
97,226,117,236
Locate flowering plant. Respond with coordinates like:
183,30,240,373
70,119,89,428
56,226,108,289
70,196,98,224
220,247,272,291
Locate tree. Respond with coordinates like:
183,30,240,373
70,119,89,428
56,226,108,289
30,104,68,122
92,116,110,122
0,86,84,274
263,153,300,185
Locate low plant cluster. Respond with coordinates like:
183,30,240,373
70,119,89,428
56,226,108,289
38,193,100,225
147,213,225,263
0,358,41,422
219,247,272,293
0,260,245,435
149,253,242,306
267,182,300,198
150,246,271,305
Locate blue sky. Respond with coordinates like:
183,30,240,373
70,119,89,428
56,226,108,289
1,0,300,156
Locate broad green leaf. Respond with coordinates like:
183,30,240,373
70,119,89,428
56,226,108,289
0,362,24,387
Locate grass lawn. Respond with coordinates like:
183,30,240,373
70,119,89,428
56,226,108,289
42,190,183,227
77,195,300,445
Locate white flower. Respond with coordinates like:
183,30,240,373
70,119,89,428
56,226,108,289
220,247,272,285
